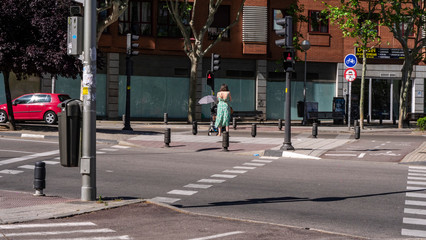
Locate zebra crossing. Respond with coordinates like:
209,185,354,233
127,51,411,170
0,221,131,239
401,166,426,238
0,145,129,178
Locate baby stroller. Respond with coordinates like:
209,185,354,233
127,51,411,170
208,104,218,136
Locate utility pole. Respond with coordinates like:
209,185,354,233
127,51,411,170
81,0,97,201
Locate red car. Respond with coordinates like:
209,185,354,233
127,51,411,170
0,93,71,125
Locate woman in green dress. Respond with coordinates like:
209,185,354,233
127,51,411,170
215,84,232,136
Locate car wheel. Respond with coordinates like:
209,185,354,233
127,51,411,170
44,111,57,125
0,110,7,123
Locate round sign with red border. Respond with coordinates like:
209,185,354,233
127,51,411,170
344,68,357,82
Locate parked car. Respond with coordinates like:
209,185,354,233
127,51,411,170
0,93,71,125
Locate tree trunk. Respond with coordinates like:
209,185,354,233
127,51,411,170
359,49,367,129
2,71,16,130
188,57,199,123
398,61,413,129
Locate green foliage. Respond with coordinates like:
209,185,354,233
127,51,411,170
417,117,426,131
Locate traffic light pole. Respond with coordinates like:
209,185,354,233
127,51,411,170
123,55,133,131
281,67,294,150
81,0,97,201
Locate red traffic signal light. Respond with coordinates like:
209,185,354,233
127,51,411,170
207,71,214,89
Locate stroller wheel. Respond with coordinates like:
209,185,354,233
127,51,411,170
208,131,212,136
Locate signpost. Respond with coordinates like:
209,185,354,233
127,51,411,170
344,67,357,130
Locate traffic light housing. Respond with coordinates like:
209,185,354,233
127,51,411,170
275,16,293,48
211,53,220,72
283,50,295,72
207,70,214,89
126,33,139,56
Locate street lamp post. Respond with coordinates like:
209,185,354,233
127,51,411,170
300,40,311,126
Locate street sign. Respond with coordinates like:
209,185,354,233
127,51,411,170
344,54,357,68
344,68,357,82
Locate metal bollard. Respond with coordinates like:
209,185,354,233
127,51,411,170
164,113,168,125
251,123,257,137
355,125,360,139
312,122,318,138
192,121,197,135
379,114,383,125
278,119,282,131
164,128,171,147
232,117,237,130
34,161,46,196
222,131,229,151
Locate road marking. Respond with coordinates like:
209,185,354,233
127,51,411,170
409,177,426,181
410,166,426,170
184,184,212,189
99,148,119,151
405,208,426,215
324,153,357,157
0,149,36,154
0,150,59,166
0,138,57,144
211,174,237,179
0,169,24,175
404,217,426,225
409,173,426,177
198,179,226,183
402,229,426,238
243,163,264,167
407,186,426,190
4,228,116,237
21,134,44,139
358,153,366,158
168,190,198,196
222,170,247,174
44,160,60,165
26,236,132,240
260,156,279,160
407,193,426,198
252,159,273,163
188,231,245,240
0,222,96,229
151,197,181,203
96,151,106,154
18,165,35,170
408,181,426,186
111,145,130,149
234,166,256,170
406,200,426,206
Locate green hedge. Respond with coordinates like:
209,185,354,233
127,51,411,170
417,117,426,131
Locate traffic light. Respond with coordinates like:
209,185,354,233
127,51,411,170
283,50,295,72
211,53,220,72
126,33,139,56
206,70,214,89
275,16,293,48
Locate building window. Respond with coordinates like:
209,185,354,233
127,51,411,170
309,10,328,33
273,9,285,31
157,1,191,37
119,0,152,36
208,5,230,40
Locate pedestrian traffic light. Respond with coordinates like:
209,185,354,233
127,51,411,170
207,70,214,89
126,33,139,56
211,53,220,72
283,50,295,72
275,16,293,48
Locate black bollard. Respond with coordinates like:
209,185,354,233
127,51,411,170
233,117,237,130
312,122,318,138
355,125,360,139
192,121,197,135
222,131,229,151
164,128,171,147
379,114,383,125
34,161,46,196
278,119,282,131
251,123,257,137
164,113,168,125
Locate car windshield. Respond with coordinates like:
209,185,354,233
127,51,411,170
58,95,71,102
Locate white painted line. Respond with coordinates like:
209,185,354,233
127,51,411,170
408,181,426,186
252,160,273,163
184,184,212,189
409,173,426,177
151,197,180,204
0,149,36,154
111,145,130,149
0,169,24,175
211,174,237,179
407,193,426,198
406,200,426,206
410,166,426,170
43,160,60,165
407,186,426,190
30,236,132,240
409,177,426,181
96,151,106,154
404,217,426,225
324,154,357,157
409,170,426,173
0,150,59,166
198,179,226,183
223,170,247,174
243,163,265,167
54,157,60,160
260,156,279,160
358,153,366,158
18,165,35,170
21,134,44,139
282,151,321,160
99,148,119,151
4,228,115,237
0,138,57,144
168,190,198,196
402,229,426,237
405,208,426,215
188,231,245,240
0,222,96,229
234,166,256,170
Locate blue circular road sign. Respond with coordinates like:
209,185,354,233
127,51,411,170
344,54,357,68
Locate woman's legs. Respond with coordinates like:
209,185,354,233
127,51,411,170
218,125,222,136
225,125,229,132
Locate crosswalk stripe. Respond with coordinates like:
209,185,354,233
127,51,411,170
243,163,264,167
167,190,198,196
409,173,426,177
18,165,35,170
0,169,24,175
0,222,96,229
211,174,237,179
407,186,426,190
404,217,426,225
407,181,426,186
27,236,132,240
402,229,426,237
99,148,119,151
111,145,130,149
410,166,426,170
407,193,426,198
409,170,426,173
405,208,426,215
406,200,426,207
184,184,212,189
252,160,273,163
151,197,180,203
233,166,256,170
408,177,426,181
197,179,226,183
223,170,247,174
4,228,115,237
44,160,60,165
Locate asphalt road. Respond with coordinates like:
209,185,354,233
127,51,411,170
0,134,423,239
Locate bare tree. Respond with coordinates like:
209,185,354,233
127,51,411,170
165,0,246,122
97,0,128,43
